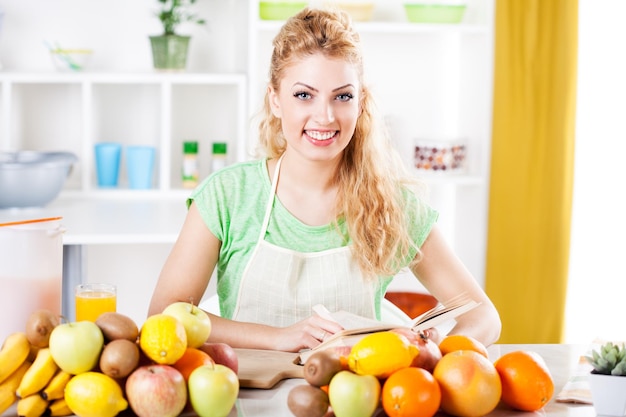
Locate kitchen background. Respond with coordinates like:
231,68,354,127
0,0,622,344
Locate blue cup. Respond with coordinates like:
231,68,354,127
126,145,155,189
94,142,121,187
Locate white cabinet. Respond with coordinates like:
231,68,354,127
0,72,247,195
245,0,494,286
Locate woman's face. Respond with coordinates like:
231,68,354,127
268,53,361,163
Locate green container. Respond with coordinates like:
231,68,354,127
403,4,466,24
259,1,308,20
149,35,190,71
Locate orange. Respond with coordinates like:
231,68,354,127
438,334,489,358
348,331,419,378
382,367,441,417
172,347,215,381
433,350,502,417
494,350,554,411
139,314,187,365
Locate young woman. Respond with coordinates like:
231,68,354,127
148,7,501,352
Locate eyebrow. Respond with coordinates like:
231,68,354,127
293,82,355,92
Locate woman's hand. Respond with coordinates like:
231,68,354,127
273,315,345,352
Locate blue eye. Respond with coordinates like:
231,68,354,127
294,91,311,100
337,93,354,102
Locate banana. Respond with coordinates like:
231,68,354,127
0,332,31,384
16,348,58,398
48,398,73,417
41,369,71,401
0,360,31,415
16,393,48,417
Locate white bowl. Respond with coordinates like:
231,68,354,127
50,49,93,72
0,151,78,209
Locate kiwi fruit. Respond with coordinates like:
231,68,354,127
303,350,343,387
95,312,139,342
287,384,330,417
25,309,60,348
99,339,140,379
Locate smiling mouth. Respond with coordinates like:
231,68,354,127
306,130,337,141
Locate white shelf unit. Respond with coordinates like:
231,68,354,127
246,1,494,286
0,72,247,195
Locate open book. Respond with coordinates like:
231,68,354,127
298,296,480,364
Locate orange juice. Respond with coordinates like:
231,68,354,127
75,284,116,322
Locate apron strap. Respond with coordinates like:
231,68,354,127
257,154,284,242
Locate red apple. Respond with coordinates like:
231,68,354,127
390,328,442,373
162,302,212,348
199,342,239,374
125,365,187,417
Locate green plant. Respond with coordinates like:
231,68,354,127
155,0,206,36
585,342,626,376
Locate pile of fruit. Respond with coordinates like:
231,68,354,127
0,302,239,417
290,330,555,417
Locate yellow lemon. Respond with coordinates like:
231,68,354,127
348,331,419,378
139,314,187,364
65,372,128,417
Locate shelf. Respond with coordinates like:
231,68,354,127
255,20,489,34
0,71,248,196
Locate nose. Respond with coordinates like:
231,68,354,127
313,100,335,125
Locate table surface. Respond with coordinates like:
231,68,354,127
0,193,188,245
0,343,597,417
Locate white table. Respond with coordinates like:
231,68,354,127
0,192,188,319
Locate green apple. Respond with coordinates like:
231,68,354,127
162,302,211,348
188,364,239,417
49,321,104,374
329,370,381,417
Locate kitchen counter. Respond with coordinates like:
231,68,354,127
0,193,188,319
0,343,597,417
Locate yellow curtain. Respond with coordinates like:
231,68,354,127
485,0,578,343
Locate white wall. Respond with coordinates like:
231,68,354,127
564,0,626,344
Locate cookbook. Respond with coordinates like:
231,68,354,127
298,296,480,364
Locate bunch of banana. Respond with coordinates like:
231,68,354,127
0,332,74,417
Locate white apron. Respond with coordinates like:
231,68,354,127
231,156,378,327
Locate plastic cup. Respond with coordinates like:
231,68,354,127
126,146,156,189
94,142,121,187
75,283,117,322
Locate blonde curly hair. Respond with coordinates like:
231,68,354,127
256,7,423,278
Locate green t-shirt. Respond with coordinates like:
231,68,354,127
189,158,438,319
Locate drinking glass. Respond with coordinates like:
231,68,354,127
75,283,117,322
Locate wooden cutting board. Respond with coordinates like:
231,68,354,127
234,348,304,389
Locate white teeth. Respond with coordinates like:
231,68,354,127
307,130,336,140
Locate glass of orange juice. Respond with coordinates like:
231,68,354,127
75,283,117,322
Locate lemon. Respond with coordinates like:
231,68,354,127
65,372,128,417
139,314,187,364
348,331,419,378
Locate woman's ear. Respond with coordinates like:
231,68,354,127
268,86,282,118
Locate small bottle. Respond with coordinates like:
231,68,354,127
211,142,228,173
182,141,199,189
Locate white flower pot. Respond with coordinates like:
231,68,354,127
589,373,626,416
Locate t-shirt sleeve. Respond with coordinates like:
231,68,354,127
186,173,230,241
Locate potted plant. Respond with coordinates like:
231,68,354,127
150,0,206,71
585,341,626,417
